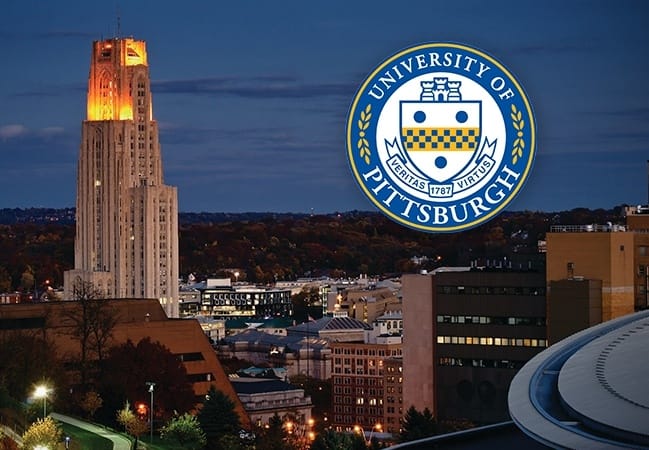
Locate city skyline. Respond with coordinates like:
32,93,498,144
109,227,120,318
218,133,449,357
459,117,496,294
0,0,647,214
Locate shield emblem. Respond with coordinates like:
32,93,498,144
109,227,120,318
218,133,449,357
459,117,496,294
400,100,481,182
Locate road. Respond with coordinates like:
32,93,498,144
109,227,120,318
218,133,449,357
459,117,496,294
50,413,132,450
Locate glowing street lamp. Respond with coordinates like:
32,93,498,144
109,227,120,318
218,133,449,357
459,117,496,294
368,423,382,445
34,446,49,450
354,423,382,446
33,385,49,419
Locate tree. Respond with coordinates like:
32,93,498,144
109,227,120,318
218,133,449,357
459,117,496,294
310,430,366,450
19,266,34,292
0,331,63,403
160,413,207,450
0,266,11,293
99,338,194,424
288,375,331,431
399,406,438,443
197,386,241,450
117,401,149,448
255,413,293,450
79,390,103,419
21,417,63,450
64,277,118,386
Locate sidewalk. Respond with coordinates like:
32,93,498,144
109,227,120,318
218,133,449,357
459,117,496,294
50,413,132,450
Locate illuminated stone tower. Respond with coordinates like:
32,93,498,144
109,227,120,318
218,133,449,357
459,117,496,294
64,37,179,317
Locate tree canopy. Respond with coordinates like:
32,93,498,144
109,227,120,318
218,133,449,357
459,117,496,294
197,386,242,450
98,337,194,424
161,413,207,450
399,406,438,442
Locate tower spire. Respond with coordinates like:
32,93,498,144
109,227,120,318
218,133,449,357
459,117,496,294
116,4,121,38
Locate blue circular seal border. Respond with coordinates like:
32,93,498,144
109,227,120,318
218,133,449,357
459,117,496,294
346,42,536,233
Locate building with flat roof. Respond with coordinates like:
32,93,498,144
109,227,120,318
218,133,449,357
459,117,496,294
180,278,293,319
402,268,546,424
546,220,649,321
330,339,402,434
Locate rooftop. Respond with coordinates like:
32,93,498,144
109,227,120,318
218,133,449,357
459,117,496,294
508,309,649,449
549,224,626,233
230,379,303,395
288,316,372,334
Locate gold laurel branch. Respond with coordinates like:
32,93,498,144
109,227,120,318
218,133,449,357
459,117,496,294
510,104,525,164
357,104,372,164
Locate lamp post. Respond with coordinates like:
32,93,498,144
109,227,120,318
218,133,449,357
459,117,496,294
34,385,49,419
368,423,382,446
354,423,382,447
146,382,155,443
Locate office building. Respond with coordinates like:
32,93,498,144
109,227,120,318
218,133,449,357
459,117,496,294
546,211,649,327
402,268,546,424
64,37,179,317
331,340,403,433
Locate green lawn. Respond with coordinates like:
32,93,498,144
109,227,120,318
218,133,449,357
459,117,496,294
58,422,187,450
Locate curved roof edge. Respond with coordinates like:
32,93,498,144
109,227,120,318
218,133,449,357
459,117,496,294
508,310,649,450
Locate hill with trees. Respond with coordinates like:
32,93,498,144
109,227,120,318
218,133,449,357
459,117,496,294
0,206,629,292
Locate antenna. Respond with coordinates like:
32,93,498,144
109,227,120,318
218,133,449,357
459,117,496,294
116,2,121,38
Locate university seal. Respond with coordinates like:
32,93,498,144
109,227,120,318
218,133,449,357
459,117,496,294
346,43,536,232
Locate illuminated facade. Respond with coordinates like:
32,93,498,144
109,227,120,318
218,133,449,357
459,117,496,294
64,38,179,317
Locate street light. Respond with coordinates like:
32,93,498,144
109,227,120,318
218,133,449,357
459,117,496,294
368,423,382,445
33,385,49,419
146,382,155,443
34,446,49,450
354,423,382,447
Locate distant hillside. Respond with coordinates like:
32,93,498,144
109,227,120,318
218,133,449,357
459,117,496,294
0,208,326,225
0,206,629,293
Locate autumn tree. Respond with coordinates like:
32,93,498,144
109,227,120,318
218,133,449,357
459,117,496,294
19,266,34,292
117,401,149,448
21,417,63,450
79,390,103,419
160,413,207,450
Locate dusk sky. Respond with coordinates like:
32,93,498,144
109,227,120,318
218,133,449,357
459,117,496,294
0,0,647,214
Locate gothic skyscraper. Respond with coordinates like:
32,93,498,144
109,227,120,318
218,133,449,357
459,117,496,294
64,37,179,317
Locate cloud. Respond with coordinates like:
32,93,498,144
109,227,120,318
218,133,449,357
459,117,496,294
0,124,28,139
0,124,69,140
39,126,66,136
152,76,356,99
